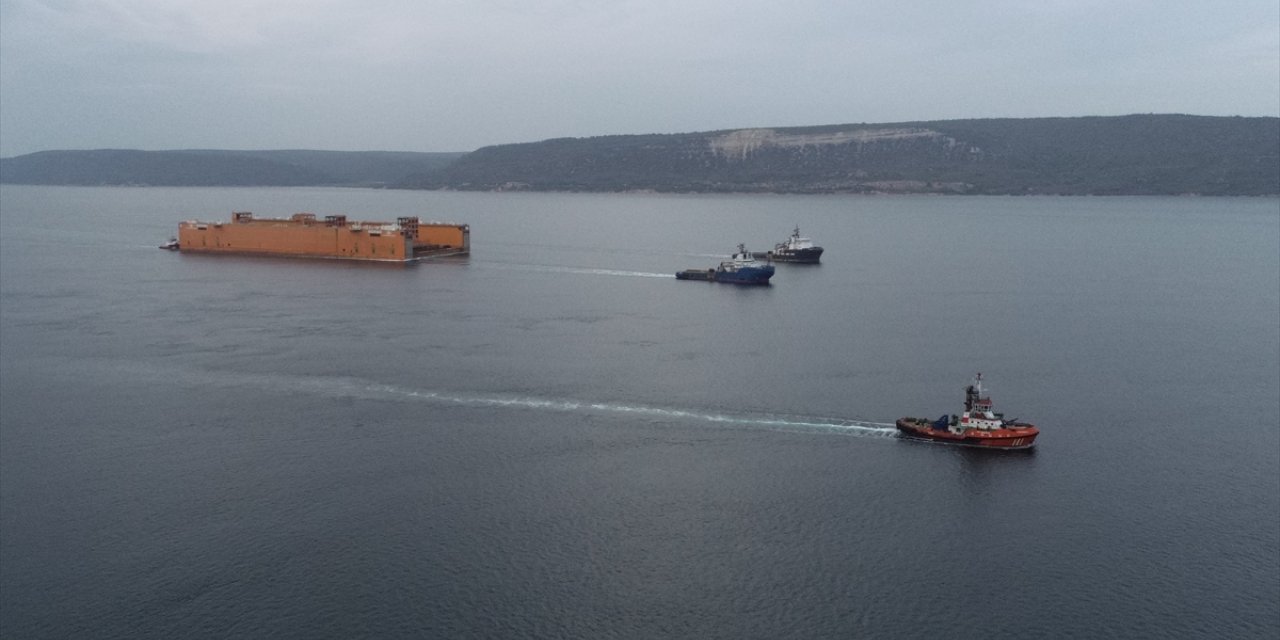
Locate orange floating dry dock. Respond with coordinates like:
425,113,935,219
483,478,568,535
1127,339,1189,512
177,212,469,262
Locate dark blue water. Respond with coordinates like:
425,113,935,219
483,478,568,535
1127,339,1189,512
2,186,1277,639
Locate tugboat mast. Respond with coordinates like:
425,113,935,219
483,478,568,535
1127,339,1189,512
964,373,983,412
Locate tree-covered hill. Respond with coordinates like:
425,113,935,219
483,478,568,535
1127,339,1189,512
401,115,1279,195
3,116,1275,195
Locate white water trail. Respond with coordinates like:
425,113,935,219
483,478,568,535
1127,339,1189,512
365,384,896,438
480,262,671,279
49,358,898,439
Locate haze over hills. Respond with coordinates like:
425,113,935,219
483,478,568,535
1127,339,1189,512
2,115,1277,195
0,149,464,187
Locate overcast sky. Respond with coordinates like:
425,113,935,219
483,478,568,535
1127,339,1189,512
1,0,1277,156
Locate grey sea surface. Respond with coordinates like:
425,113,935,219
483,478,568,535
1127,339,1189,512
1,186,1278,639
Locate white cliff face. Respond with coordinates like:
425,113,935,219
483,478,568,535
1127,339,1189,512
708,127,974,160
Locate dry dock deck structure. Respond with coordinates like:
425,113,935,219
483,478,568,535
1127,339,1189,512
178,212,469,262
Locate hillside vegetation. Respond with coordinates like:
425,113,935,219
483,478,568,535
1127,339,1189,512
402,115,1278,195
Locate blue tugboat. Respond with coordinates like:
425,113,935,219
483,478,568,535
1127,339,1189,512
677,244,775,284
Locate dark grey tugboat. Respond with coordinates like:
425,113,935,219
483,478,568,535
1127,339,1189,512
755,226,823,263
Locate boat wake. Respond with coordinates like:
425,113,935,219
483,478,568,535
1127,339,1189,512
52,358,897,440
481,262,671,279
367,384,898,438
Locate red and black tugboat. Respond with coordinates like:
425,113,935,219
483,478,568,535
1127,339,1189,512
896,373,1039,449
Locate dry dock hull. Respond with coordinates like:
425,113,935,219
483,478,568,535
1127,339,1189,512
179,246,468,262
176,213,468,263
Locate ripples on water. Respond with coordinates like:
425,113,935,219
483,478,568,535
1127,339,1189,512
1,187,1277,639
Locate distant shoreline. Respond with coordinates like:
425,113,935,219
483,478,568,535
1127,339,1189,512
3,115,1278,196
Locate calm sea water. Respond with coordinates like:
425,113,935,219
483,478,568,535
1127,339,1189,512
1,186,1277,639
